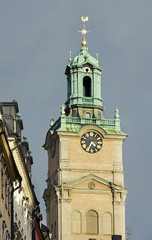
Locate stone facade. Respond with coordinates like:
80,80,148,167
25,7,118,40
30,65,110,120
44,127,127,240
1,101,38,239
0,115,20,239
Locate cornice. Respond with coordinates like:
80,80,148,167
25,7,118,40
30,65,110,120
8,137,38,208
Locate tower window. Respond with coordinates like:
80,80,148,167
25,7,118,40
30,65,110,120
86,210,98,234
84,67,90,72
103,212,112,234
72,211,81,234
85,112,91,118
83,76,91,97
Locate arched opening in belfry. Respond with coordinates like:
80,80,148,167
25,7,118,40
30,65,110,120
83,76,91,97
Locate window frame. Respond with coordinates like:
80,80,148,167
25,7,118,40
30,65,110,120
86,210,99,235
1,169,4,199
83,76,91,97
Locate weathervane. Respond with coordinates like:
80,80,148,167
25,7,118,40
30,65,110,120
78,16,90,47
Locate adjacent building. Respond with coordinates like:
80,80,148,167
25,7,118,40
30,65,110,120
0,101,39,239
0,106,20,239
43,18,128,240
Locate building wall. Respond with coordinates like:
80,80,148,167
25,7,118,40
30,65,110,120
0,162,12,240
44,126,127,240
1,101,38,240
0,118,20,240
9,135,37,240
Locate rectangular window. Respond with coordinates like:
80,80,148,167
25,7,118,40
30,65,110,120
7,186,10,215
5,181,7,209
1,170,4,199
2,221,6,240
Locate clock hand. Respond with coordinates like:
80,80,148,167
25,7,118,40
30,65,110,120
88,142,92,150
88,141,96,150
91,141,96,147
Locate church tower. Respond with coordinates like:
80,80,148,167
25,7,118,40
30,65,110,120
43,17,127,240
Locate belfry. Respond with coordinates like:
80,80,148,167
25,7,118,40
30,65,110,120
43,17,127,240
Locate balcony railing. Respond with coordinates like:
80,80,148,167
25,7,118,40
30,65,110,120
51,115,120,133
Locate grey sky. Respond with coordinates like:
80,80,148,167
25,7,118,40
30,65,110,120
0,1,151,239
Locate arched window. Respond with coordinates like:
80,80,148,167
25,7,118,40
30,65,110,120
86,210,98,234
67,77,71,98
83,76,91,97
103,212,112,234
72,211,81,234
85,112,91,118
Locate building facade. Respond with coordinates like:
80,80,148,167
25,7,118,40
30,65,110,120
0,111,20,239
43,19,127,240
1,101,39,240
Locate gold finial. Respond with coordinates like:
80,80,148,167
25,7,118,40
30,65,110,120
68,51,72,63
78,16,90,47
96,53,98,60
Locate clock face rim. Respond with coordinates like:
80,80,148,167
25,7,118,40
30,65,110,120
80,131,103,154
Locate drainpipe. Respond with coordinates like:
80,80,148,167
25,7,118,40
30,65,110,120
110,183,115,236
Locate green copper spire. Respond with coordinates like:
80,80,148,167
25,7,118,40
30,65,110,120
65,46,103,118
64,16,104,119
49,17,126,137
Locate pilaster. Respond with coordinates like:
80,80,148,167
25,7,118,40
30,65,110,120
113,190,127,240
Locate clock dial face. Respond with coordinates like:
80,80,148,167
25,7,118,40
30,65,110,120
81,131,102,153
50,140,56,158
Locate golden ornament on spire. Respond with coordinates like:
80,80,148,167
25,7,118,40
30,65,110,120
68,51,72,63
78,16,90,47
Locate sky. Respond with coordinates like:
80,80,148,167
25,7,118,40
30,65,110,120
0,1,152,239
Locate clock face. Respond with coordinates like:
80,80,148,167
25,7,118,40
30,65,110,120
80,131,102,153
